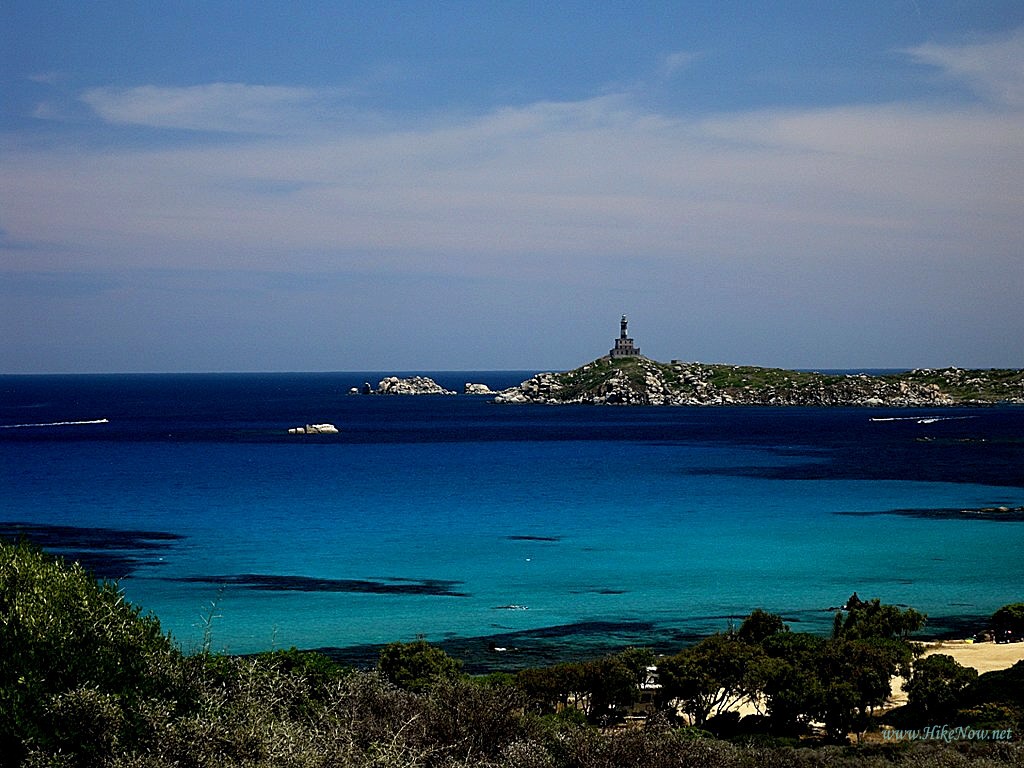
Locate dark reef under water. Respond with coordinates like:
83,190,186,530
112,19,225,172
0,522,183,579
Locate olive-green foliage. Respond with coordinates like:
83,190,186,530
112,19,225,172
516,660,587,715
544,723,738,768
906,654,978,720
957,660,1024,732
0,540,179,763
580,653,641,722
758,631,828,735
660,608,918,741
658,634,766,727
832,595,926,641
703,365,841,392
737,608,788,645
966,661,1024,711
513,648,653,723
376,638,463,692
420,676,535,762
991,603,1024,636
816,638,912,741
251,647,351,710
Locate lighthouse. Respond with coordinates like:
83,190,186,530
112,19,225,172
609,315,640,358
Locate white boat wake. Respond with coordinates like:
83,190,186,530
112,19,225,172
870,416,977,425
0,418,110,429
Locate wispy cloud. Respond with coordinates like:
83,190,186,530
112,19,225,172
28,71,64,85
660,51,701,78
79,83,337,134
904,26,1024,107
6,84,1021,278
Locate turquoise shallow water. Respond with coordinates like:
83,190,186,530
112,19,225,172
2,373,1023,669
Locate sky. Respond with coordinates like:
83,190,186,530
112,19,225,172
2,1,1023,373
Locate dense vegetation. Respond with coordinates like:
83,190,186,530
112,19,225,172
2,541,1021,767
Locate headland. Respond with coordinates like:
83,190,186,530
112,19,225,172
493,316,1024,406
493,356,1024,406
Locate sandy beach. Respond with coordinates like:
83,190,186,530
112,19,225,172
917,640,1024,675
721,640,1024,718
887,640,1024,708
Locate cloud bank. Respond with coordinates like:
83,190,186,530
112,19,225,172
2,28,1022,370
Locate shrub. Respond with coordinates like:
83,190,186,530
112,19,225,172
991,603,1024,641
377,638,463,692
0,540,179,762
423,677,534,764
905,653,978,721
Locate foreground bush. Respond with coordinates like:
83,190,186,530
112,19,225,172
377,638,463,692
0,540,181,763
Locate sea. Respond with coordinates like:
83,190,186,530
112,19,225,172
2,371,1023,672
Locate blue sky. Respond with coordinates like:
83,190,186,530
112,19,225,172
2,1,1023,372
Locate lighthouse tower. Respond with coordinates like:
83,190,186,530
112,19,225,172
609,315,640,358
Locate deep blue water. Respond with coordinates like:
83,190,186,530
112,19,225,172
2,372,1023,671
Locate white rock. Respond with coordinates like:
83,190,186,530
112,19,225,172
375,376,456,395
288,423,339,434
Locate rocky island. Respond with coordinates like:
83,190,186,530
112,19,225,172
361,376,457,395
494,317,1024,407
494,358,1024,406
350,377,499,396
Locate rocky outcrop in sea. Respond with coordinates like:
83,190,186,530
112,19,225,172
373,376,457,395
287,423,339,434
493,357,1024,407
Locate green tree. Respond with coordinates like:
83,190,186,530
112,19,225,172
755,616,918,741
832,596,926,640
377,638,463,692
757,632,826,734
516,661,586,715
817,638,909,741
615,646,656,687
905,653,978,721
758,656,823,735
582,654,639,723
737,609,788,645
515,649,654,723
657,634,764,727
992,602,1024,639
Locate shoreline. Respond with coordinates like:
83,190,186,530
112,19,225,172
916,638,1024,674
308,616,1008,676
885,639,1024,710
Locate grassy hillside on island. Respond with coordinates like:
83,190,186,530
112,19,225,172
494,357,1024,407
